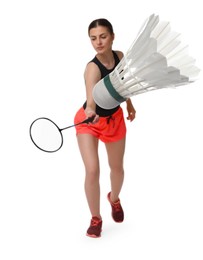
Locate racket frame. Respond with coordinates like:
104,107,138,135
29,116,95,153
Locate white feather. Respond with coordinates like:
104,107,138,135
93,14,200,109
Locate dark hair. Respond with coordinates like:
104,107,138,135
88,18,114,36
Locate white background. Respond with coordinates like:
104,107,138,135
0,0,203,259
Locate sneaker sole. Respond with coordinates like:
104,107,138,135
86,233,101,238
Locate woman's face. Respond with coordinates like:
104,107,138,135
89,26,114,54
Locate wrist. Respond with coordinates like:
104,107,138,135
85,107,96,117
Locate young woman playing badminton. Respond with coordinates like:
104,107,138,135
74,18,136,238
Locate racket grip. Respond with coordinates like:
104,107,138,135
82,116,95,124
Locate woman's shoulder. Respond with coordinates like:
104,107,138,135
84,60,101,79
85,60,100,71
113,50,124,60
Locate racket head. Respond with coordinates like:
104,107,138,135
29,117,63,153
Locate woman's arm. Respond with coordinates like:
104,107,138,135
126,98,136,121
83,62,101,123
116,51,136,121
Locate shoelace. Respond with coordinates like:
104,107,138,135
91,219,101,226
112,201,122,212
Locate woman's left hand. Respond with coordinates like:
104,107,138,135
126,99,136,122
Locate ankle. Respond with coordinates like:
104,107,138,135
92,215,102,221
109,192,119,204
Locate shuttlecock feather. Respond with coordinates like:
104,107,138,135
93,14,200,109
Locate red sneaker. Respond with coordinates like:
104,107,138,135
86,216,102,238
107,192,124,223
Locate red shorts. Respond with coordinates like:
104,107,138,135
74,107,126,143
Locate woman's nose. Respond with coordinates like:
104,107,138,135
96,38,101,45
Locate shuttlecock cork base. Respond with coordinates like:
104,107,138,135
93,14,200,110
92,74,127,109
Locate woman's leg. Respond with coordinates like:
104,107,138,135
105,137,126,202
77,134,101,219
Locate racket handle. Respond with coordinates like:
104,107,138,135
82,116,95,124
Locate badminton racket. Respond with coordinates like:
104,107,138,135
29,116,95,153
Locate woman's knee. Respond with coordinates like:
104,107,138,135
85,168,100,183
109,164,124,175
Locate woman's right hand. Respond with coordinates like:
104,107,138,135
85,109,99,124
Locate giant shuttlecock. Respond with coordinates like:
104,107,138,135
93,14,200,109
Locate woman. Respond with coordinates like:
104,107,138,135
74,18,136,238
